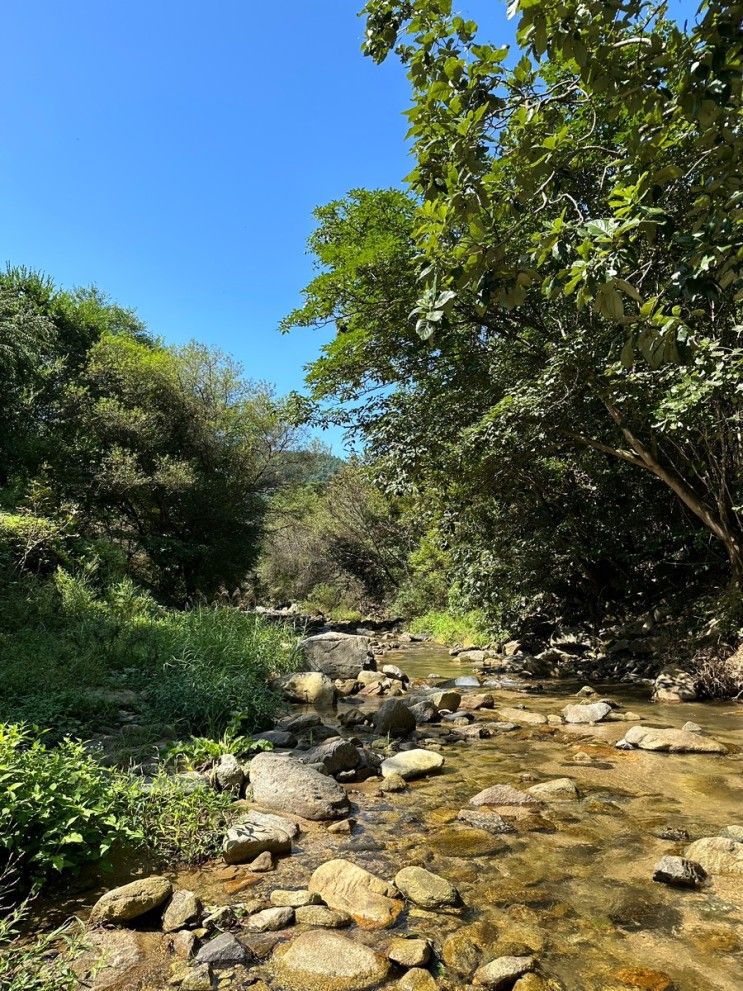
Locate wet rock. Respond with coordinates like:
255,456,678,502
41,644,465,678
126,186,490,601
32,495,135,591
527,778,578,801
162,889,201,932
652,855,707,888
408,700,439,724
379,772,407,792
455,675,481,687
652,666,698,703
253,729,297,748
295,905,352,927
211,753,244,794
561,702,611,724
382,663,408,682
301,631,374,679
681,721,702,733
684,836,743,876
381,749,444,781
496,706,547,726
171,930,198,959
358,670,385,687
180,963,213,990
272,930,390,991
72,929,145,989
270,889,321,908
249,753,351,820
248,850,274,872
328,817,354,833
719,824,743,841
387,937,431,968
619,725,727,754
89,875,172,925
281,671,335,707
247,906,294,931
222,809,297,863
373,698,416,737
202,905,236,931
473,954,535,988
429,826,506,857
395,865,459,908
339,707,368,728
469,783,540,807
576,685,597,696
431,689,461,710
277,712,322,734
301,737,361,775
309,858,403,929
442,920,498,976
613,966,674,991
195,931,250,966
459,693,495,710
457,808,515,834
397,967,438,991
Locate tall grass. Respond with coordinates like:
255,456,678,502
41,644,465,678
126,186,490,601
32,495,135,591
408,608,497,647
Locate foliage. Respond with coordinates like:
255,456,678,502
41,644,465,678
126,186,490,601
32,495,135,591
409,608,495,647
165,726,273,771
0,904,83,991
0,724,139,894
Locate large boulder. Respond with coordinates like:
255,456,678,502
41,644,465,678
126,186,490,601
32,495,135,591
249,753,351,820
561,702,611,724
222,809,298,864
309,859,403,929
301,737,361,775
652,666,698,703
619,725,727,754
281,671,335,707
394,866,459,908
684,836,743,876
380,749,444,781
89,876,172,925
272,930,390,991
300,632,374,679
373,699,416,737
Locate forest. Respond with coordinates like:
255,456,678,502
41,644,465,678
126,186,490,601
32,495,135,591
1,2,742,990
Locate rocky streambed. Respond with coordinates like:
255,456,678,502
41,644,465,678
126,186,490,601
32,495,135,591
66,636,742,991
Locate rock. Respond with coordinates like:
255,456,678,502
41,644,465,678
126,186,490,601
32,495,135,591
301,632,374,679
357,670,385,686
89,875,172,925
281,671,335,707
373,698,416,737
561,702,611,724
455,675,481,687
195,931,250,966
431,690,461,710
212,753,244,794
180,963,213,991
394,866,459,908
469,784,539,807
381,749,444,781
379,772,407,792
336,677,359,696
249,753,351,820
272,930,390,991
328,817,354,834
652,855,707,888
295,905,352,927
459,649,488,663
248,850,274,872
681,721,702,733
459,693,495,710
301,737,361,775
620,725,727,754
614,966,674,991
72,929,144,989
442,920,497,976
253,729,297,748
457,808,515,834
652,666,698,703
473,955,535,988
277,712,322,734
496,706,547,726
720,824,743,841
408,700,439,724
576,685,597,696
387,937,431,968
684,836,743,876
397,968,438,991
309,859,403,928
222,809,297,863
247,906,294,931
162,889,201,932
527,778,578,801
270,889,321,908
339,707,368,728
172,930,198,959
382,664,408,682
202,905,236,931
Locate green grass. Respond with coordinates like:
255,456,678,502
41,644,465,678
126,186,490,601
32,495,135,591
408,608,497,647
0,568,298,745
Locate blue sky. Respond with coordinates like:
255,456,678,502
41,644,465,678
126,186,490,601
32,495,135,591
1,2,695,451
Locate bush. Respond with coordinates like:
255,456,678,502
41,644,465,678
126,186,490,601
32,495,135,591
408,609,496,647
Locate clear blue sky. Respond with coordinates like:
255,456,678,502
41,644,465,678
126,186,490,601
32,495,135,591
0,1,695,451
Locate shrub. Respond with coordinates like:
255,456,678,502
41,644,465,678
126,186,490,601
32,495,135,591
408,609,496,647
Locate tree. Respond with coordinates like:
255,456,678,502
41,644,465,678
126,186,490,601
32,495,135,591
355,0,743,579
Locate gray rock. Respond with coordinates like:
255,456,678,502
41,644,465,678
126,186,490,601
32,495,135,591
162,889,201,932
373,698,416,737
720,825,743,842
473,954,535,988
294,905,352,928
407,700,439,724
380,749,444,781
89,875,172,925
248,753,351,820
248,850,274,872
281,671,335,707
527,778,578,801
277,712,322,734
457,808,515,834
469,783,539,807
212,753,244,794
301,632,374,679
222,809,298,864
180,964,213,991
394,865,459,908
681,721,702,733
270,889,322,908
652,666,698,702
386,937,431,968
431,690,461,710
496,706,547,726
620,725,727,754
561,702,612,724
246,906,294,931
685,836,743,875
652,855,707,888
195,931,250,966
301,737,361,775
382,664,408,682
272,930,389,991
253,729,298,748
